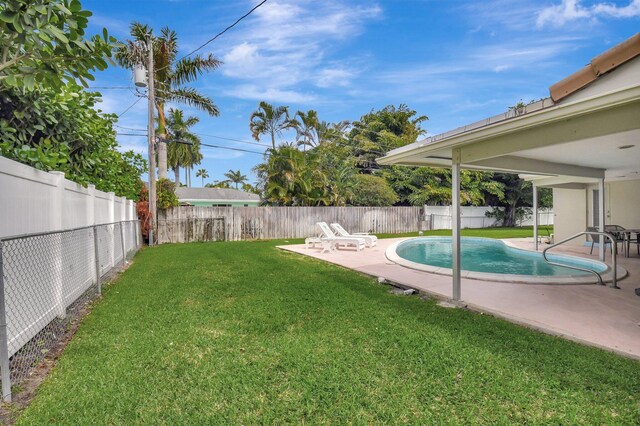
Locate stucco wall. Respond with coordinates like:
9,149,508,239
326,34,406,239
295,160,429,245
554,178,640,246
553,188,587,246
607,179,640,228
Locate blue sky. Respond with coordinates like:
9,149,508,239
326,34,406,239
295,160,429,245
84,0,640,186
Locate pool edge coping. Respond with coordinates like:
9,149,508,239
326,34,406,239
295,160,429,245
385,237,628,285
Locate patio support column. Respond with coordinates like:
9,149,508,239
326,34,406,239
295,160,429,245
533,183,538,251
451,148,461,301
598,178,605,262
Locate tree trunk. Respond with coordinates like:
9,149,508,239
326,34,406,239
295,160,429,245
157,135,168,179
156,103,168,179
174,167,180,185
503,202,518,227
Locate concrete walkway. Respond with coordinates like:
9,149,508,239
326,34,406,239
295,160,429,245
279,238,640,359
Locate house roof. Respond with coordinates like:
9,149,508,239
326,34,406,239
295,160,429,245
550,33,640,102
377,33,640,185
175,187,260,202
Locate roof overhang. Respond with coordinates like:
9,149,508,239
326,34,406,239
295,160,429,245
378,83,640,183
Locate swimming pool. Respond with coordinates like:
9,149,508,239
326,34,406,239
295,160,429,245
386,237,620,284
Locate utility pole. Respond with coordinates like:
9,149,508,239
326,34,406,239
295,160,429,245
146,35,157,246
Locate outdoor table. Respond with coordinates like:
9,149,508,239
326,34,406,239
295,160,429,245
621,229,640,258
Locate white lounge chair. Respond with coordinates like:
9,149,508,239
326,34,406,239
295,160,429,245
330,223,377,247
316,222,365,253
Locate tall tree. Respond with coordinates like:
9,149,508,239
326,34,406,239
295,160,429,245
249,101,295,148
254,144,329,206
347,104,427,172
116,23,220,179
195,168,208,186
224,169,248,189
164,108,201,186
293,110,319,150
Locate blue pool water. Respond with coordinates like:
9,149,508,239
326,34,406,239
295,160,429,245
395,237,607,276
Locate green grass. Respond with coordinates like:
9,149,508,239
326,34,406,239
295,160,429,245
18,237,640,424
377,225,554,240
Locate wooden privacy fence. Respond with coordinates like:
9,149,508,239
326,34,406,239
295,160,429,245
157,206,423,243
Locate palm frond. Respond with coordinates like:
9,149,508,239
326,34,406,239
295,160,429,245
171,54,222,86
166,87,219,116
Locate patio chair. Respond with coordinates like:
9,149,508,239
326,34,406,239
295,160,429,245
604,225,626,252
330,223,377,247
586,226,613,255
628,232,640,256
316,222,366,253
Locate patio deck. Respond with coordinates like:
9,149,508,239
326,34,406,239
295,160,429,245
279,238,640,359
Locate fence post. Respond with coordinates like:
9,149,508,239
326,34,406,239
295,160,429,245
135,219,139,248
50,171,66,319
93,226,101,296
0,242,12,402
120,222,127,266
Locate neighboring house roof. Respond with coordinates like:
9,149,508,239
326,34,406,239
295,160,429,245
176,187,260,202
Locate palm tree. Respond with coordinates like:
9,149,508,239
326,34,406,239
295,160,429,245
254,144,329,206
317,120,350,145
249,101,296,148
165,108,201,186
195,168,209,186
293,110,319,151
116,23,221,179
224,169,248,190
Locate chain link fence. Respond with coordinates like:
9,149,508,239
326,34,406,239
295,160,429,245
0,220,141,402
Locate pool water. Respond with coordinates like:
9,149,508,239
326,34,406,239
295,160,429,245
395,237,607,276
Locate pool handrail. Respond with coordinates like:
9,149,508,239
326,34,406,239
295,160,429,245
542,231,618,288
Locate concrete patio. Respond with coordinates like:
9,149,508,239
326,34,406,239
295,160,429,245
279,237,640,359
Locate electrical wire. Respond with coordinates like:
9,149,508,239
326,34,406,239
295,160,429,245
88,86,133,90
114,124,147,132
181,0,267,59
116,97,143,118
152,1,267,75
116,132,147,136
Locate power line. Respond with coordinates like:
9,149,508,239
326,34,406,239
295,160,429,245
89,86,133,90
116,97,143,118
116,132,147,136
182,0,267,59
165,138,297,159
195,132,271,148
152,1,267,75
114,124,147,132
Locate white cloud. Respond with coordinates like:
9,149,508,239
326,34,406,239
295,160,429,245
537,0,640,27
315,68,354,88
218,0,381,103
224,84,317,103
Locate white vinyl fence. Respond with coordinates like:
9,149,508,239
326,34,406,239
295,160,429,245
0,156,140,402
424,206,554,230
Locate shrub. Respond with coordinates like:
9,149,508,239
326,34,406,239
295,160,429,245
156,178,179,210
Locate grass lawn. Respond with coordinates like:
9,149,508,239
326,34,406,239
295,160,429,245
17,233,640,424
377,225,554,240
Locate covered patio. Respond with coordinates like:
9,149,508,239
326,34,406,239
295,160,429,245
377,33,640,302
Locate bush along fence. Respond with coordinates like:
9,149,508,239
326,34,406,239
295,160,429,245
0,220,141,402
157,206,424,243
